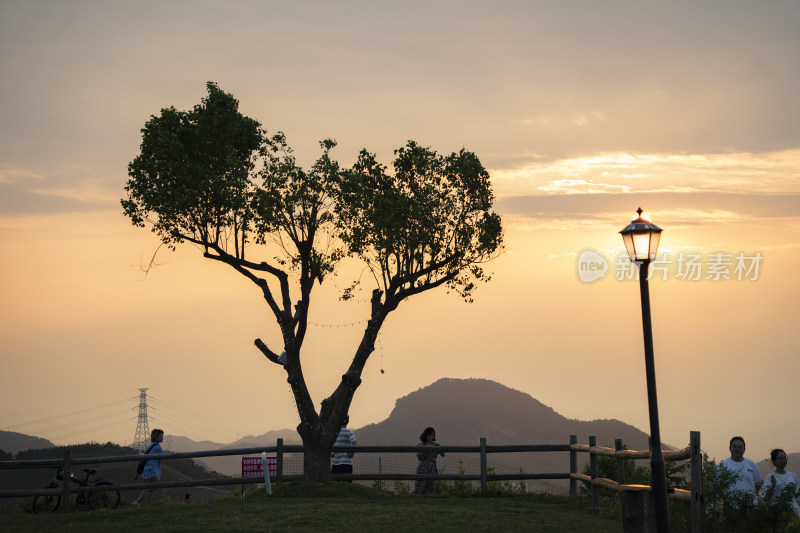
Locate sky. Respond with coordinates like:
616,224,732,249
1,0,799,464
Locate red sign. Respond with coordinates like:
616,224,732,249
242,456,277,478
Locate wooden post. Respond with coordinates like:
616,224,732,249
616,439,626,486
61,449,71,513
276,438,284,484
622,489,656,533
569,435,577,496
589,436,599,507
480,437,487,493
690,431,702,533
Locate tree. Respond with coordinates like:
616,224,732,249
122,82,504,480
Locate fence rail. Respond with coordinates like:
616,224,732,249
0,431,702,531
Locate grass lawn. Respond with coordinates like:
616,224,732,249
1,482,623,532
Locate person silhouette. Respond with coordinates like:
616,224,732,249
717,436,762,507
132,429,164,507
760,449,800,518
331,415,357,481
414,427,444,495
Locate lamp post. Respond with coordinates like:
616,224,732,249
620,208,670,533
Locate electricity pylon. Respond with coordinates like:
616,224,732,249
131,388,150,453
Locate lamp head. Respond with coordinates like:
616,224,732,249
619,208,662,263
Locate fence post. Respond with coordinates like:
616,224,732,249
480,437,487,493
615,438,626,486
276,438,284,484
589,436,599,507
569,435,577,496
61,448,71,513
690,431,702,533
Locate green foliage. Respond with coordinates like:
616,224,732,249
486,466,526,496
441,461,475,496
431,463,525,497
694,453,800,533
583,452,800,533
123,82,262,252
451,461,475,496
337,141,503,302
392,480,411,496
14,441,134,460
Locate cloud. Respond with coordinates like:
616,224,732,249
491,149,800,198
0,167,43,184
0,174,119,215
538,179,631,194
495,191,800,237
497,192,800,221
31,178,119,205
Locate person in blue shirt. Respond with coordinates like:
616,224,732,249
132,429,164,507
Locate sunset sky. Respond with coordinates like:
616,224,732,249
1,0,798,464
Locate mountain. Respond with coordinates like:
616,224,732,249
0,430,55,454
354,378,656,480
358,378,652,446
165,429,302,476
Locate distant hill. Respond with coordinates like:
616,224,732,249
354,378,657,479
757,453,800,481
0,430,55,454
1,378,669,483
166,429,302,476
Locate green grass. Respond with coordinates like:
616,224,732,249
0,482,622,532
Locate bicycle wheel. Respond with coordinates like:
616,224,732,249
88,481,120,510
33,491,61,514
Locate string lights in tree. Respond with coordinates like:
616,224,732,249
308,318,387,374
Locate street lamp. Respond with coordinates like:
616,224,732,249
620,208,670,533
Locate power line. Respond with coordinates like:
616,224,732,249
46,416,132,444
148,410,238,444
1,398,132,431
148,395,251,440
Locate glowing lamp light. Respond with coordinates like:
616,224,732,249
619,208,663,263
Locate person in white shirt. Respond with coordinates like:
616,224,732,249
717,436,762,506
330,416,357,481
760,448,800,518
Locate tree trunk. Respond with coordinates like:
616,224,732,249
302,440,332,482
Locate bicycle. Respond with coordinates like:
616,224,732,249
33,467,121,513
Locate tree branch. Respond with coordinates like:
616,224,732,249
254,338,284,365
395,269,459,301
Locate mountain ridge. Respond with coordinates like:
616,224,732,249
0,430,55,454
2,378,657,477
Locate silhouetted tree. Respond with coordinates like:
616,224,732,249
122,82,503,480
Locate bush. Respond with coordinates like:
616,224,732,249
579,448,800,531
696,453,800,533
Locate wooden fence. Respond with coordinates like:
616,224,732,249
0,431,702,530
570,431,702,532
